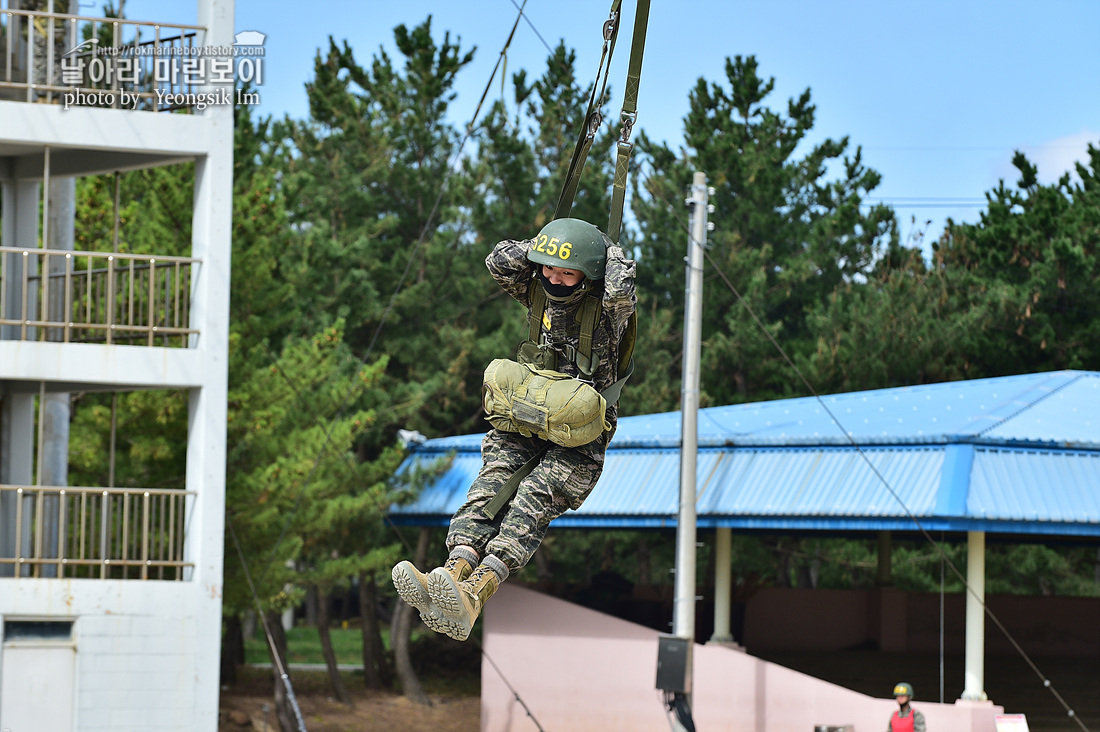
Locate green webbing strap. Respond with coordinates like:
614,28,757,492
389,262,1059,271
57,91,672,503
601,357,634,407
528,280,547,343
529,279,601,375
607,0,650,243
555,0,623,221
576,295,601,375
483,446,549,520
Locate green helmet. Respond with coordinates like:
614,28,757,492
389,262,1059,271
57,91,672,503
527,218,608,280
893,682,914,698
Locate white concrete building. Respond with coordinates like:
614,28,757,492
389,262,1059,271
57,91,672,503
0,1,234,730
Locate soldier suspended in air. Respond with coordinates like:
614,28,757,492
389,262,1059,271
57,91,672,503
392,217,637,641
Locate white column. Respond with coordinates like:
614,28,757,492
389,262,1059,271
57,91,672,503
39,175,76,578
673,172,708,641
710,527,734,643
962,531,987,700
1,181,39,576
1,180,39,340
190,0,235,729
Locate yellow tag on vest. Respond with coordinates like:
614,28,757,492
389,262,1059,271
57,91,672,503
542,311,552,331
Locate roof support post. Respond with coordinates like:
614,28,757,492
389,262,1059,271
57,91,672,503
962,530,987,700
710,527,734,643
876,530,892,586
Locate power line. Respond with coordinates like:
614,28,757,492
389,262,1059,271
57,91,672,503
863,144,1092,152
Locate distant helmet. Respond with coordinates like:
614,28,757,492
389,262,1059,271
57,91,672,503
893,682,914,698
527,218,608,281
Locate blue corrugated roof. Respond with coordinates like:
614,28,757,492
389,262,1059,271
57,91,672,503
390,371,1100,536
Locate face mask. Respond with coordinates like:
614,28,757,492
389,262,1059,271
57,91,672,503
538,268,583,300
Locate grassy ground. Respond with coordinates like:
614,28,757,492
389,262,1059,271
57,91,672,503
241,623,481,695
224,624,482,731
244,625,367,666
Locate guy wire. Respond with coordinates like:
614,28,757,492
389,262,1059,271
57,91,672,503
228,515,309,732
650,178,1089,730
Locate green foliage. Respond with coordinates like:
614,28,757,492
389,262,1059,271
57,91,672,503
631,55,898,408
59,15,1100,633
800,249,991,390
68,390,188,490
934,145,1100,374
223,321,405,614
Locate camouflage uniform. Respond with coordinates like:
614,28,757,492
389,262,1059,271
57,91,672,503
446,237,637,572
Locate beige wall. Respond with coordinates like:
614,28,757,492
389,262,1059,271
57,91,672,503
482,584,1003,732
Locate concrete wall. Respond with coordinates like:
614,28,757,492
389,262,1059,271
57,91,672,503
0,2,234,729
0,579,208,731
743,587,1100,657
482,584,1003,732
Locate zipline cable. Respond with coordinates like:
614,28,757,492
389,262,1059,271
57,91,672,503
249,0,532,590
646,178,1090,730
228,515,309,732
474,636,547,732
225,0,546,719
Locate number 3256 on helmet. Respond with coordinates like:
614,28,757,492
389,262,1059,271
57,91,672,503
527,218,609,281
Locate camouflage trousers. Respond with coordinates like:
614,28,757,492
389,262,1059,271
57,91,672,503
446,429,606,572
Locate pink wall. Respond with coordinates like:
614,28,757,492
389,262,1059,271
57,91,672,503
481,584,1003,732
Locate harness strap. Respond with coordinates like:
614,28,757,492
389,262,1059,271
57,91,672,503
483,446,549,520
576,295,601,376
555,0,622,221
527,281,547,343
607,0,650,243
528,278,602,375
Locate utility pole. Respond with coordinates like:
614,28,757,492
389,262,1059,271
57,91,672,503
667,171,710,731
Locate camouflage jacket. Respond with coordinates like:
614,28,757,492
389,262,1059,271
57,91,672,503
486,237,637,434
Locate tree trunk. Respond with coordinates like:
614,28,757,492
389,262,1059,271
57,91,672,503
359,570,390,689
316,585,354,706
393,527,432,706
220,613,243,686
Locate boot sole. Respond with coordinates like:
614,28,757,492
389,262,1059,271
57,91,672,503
427,568,474,641
391,561,433,616
393,563,462,637
426,613,472,641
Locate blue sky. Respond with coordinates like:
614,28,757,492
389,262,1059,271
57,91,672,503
127,0,1099,251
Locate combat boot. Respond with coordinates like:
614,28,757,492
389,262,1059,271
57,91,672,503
392,553,475,634
428,563,501,641
391,560,434,619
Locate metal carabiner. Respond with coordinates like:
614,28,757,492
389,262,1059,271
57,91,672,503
619,111,636,144
587,110,603,137
603,12,618,42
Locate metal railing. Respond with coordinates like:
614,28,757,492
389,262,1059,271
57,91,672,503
0,247,198,347
0,484,195,580
0,0,210,111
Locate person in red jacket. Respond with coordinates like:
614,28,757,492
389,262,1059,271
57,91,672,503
887,682,926,732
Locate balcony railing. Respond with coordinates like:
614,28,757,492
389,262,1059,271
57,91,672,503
0,247,198,347
0,0,209,111
0,484,194,580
